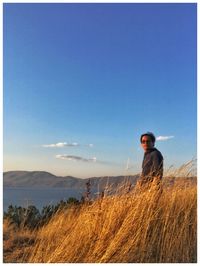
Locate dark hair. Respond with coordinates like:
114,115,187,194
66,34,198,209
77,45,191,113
140,132,156,144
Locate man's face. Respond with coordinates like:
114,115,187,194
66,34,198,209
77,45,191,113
141,135,154,152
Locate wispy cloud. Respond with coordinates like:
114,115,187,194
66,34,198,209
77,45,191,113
42,142,93,148
156,136,174,141
87,144,94,147
125,158,134,171
125,158,130,170
56,154,97,162
55,154,119,166
125,158,134,170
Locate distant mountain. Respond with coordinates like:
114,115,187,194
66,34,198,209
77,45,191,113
3,171,139,191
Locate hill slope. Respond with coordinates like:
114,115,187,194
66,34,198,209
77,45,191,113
25,181,197,263
3,171,139,190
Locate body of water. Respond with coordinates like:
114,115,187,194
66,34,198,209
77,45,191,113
3,187,85,211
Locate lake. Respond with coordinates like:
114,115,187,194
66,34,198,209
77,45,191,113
3,187,85,211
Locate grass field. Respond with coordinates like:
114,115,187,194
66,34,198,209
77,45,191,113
4,173,197,263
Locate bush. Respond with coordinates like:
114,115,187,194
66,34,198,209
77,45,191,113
4,197,80,229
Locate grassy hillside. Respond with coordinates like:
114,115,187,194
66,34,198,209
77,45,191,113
3,219,35,263
10,178,195,263
4,159,197,263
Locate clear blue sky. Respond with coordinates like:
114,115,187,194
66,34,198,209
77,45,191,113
3,3,197,178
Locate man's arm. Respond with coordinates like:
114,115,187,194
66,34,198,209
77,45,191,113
151,151,163,180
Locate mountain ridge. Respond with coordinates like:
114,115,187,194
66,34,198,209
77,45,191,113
3,171,139,190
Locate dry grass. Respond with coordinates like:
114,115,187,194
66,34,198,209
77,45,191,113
3,219,36,263
27,179,197,263
4,160,197,263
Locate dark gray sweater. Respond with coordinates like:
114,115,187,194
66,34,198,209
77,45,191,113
141,148,163,183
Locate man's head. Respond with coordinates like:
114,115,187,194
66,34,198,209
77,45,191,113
140,132,156,152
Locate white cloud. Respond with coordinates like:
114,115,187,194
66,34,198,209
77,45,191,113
156,136,174,141
43,142,79,148
70,142,79,146
56,155,121,166
56,154,97,163
88,144,94,147
43,142,93,148
43,142,67,148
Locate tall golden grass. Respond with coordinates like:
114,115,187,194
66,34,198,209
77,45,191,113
26,176,197,263
3,219,35,263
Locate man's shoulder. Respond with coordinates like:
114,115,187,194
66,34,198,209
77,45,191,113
151,148,163,159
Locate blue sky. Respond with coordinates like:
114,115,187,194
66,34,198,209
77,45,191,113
3,3,197,178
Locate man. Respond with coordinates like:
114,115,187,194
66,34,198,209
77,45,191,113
138,132,163,188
